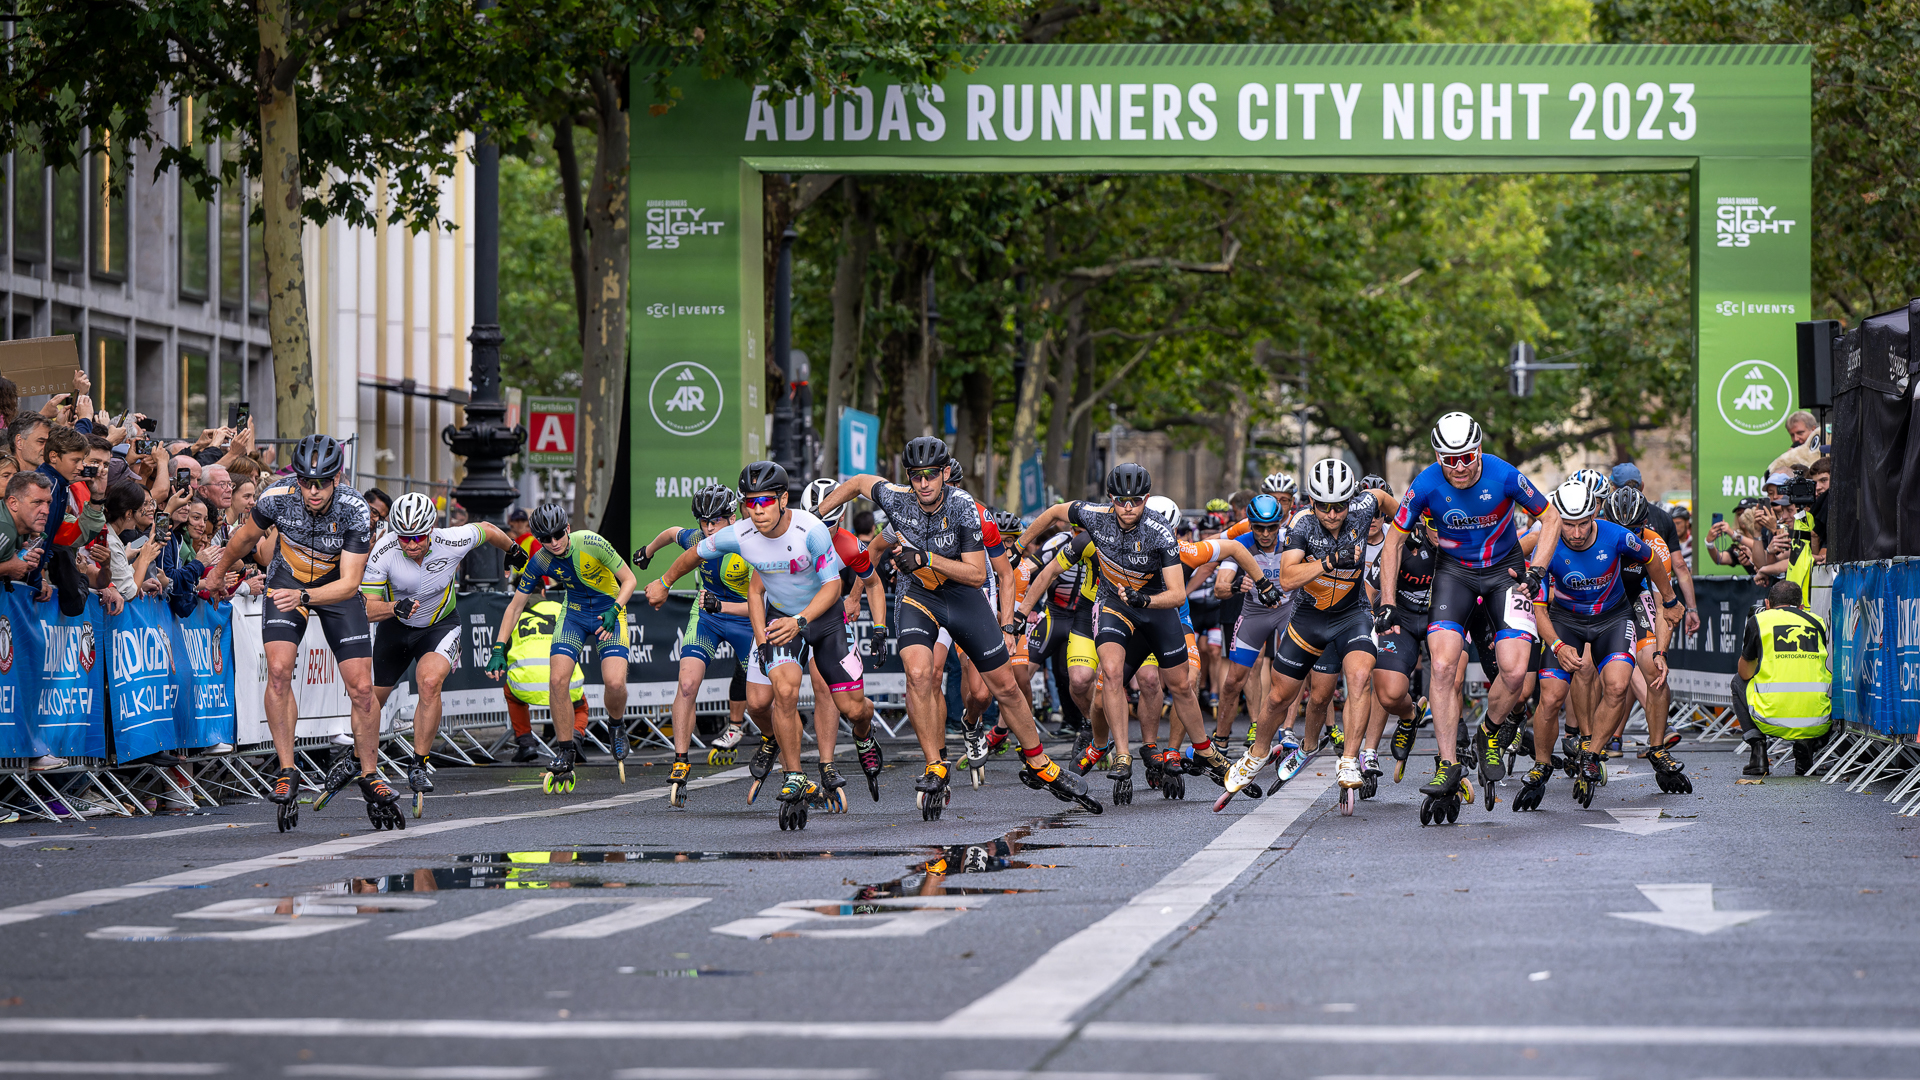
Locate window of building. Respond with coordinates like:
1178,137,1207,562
11,140,46,264
91,135,128,281
219,344,242,424
178,103,211,301
181,348,209,434
51,143,83,271
92,333,128,419
218,142,242,308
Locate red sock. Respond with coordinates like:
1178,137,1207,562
1021,744,1045,759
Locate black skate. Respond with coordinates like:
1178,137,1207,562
855,736,884,801
1023,754,1104,815
1070,727,1094,771
818,762,849,813
1643,739,1692,794
1157,749,1187,800
356,773,405,831
666,760,691,808
406,758,433,819
612,726,629,784
1560,733,1586,778
1359,751,1382,801
1108,753,1134,807
1419,760,1465,825
776,771,826,831
541,745,577,795
915,761,952,821
745,733,780,803
1572,752,1601,809
269,767,300,832
310,750,357,811
1141,743,1164,790
959,722,990,790
1511,759,1553,811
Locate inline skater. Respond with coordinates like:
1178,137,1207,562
488,503,637,796
1516,478,1659,811
1223,461,1397,812
798,477,886,806
1377,413,1557,821
646,462,847,829
1602,485,1685,792
1375,512,1440,782
978,509,1042,764
819,437,1099,818
634,484,758,807
198,434,393,831
361,492,525,817
1014,531,1090,740
1019,464,1285,805
1203,493,1296,767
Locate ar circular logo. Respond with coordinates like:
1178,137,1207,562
648,361,725,437
1716,359,1794,437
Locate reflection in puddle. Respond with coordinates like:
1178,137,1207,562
450,849,931,864
852,822,1067,901
326,867,722,893
619,967,757,977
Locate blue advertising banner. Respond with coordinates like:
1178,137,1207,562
1891,563,1920,736
0,588,29,757
6,590,106,760
173,601,237,750
108,597,184,761
838,407,880,480
1019,453,1045,515
1830,563,1915,736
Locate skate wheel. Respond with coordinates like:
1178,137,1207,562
413,793,425,819
1444,796,1460,824
1078,795,1104,815
1419,800,1434,826
1394,760,1407,784
1484,782,1496,811
618,761,627,784
972,766,985,790
277,806,297,832
1360,777,1377,800
1245,782,1263,799
1340,787,1355,815
1212,791,1233,813
867,777,881,802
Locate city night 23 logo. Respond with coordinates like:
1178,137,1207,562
1714,196,1798,249
644,199,727,250
649,361,725,437
1716,358,1794,436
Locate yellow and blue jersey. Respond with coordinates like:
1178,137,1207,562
516,529,626,615
676,527,751,603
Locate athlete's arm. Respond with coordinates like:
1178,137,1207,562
819,475,886,518
1672,546,1700,633
611,558,637,610
1213,562,1239,598
638,526,683,564
747,571,770,644
1277,548,1321,591
1184,560,1222,603
1377,526,1407,609
1526,505,1561,573
1371,488,1400,521
645,545,705,607
993,551,1015,625
1143,564,1185,609
862,570,887,632
1014,502,1072,552
765,570,846,646
1218,541,1273,585
199,513,265,586
866,531,896,562
474,522,515,553
1018,558,1064,617
275,549,370,612
1532,597,1584,674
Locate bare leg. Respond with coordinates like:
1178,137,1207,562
409,653,452,759
670,657,708,757
263,641,301,770
338,657,380,775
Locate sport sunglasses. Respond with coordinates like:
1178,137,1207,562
741,494,781,509
397,533,432,544
907,467,946,482
1439,451,1479,470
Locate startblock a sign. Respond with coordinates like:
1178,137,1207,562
526,397,579,468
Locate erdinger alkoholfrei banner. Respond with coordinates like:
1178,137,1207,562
627,43,1810,575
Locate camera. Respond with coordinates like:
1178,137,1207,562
79,464,99,480
1782,464,1817,509
137,416,158,432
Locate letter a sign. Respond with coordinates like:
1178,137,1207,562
526,396,580,468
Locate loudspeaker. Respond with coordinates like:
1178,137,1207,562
1796,319,1839,408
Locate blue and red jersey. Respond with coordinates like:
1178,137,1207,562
1392,453,1548,569
1543,519,1655,616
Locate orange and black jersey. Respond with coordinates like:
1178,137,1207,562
1283,492,1384,614
867,480,985,593
1066,501,1180,604
252,479,374,588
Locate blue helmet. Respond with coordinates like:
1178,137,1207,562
1247,494,1284,526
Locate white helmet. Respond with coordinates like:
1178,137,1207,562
1039,532,1071,563
1307,458,1358,505
1550,477,1602,521
1145,495,1181,528
1431,411,1482,456
1261,473,1298,496
1570,467,1612,500
801,477,842,526
389,492,437,535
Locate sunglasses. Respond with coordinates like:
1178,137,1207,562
398,533,431,544
741,494,780,509
1312,501,1347,514
907,468,945,482
1439,452,1478,470
297,477,335,491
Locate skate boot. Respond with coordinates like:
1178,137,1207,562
612,725,629,783
776,771,824,831
1074,739,1113,776
959,722,991,789
1572,751,1602,809
1418,760,1465,825
1474,720,1506,784
1359,749,1382,800
1511,759,1553,811
1212,748,1270,812
1324,723,1345,753
1643,742,1692,794
356,773,405,831
1071,726,1094,769
745,733,780,803
1743,737,1770,777
1140,743,1164,790
1337,756,1363,816
915,761,952,821
1193,742,1233,789
1157,748,1189,800
310,749,358,812
666,759,692,808
1390,714,1418,783
818,762,849,813
1245,718,1258,748
510,733,542,763
1107,753,1134,806
270,767,300,832
855,735,885,801
985,725,1014,756
406,757,433,819
541,745,578,795
707,723,744,765
1275,729,1312,784
1559,732,1586,777
1020,752,1105,814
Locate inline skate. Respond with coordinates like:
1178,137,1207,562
915,760,952,821
1511,759,1553,811
1019,752,1104,814
818,761,849,813
855,735,885,801
707,723,744,765
541,745,577,795
666,759,692,808
745,732,779,803
357,773,406,831
270,767,300,832
1419,759,1465,825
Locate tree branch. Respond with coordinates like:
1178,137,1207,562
1066,233,1242,281
1064,301,1196,432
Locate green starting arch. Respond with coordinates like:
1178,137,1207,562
628,42,1810,575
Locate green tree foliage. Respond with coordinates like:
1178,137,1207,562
499,129,588,398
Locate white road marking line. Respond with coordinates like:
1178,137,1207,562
530,897,711,939
943,774,1334,1029
0,769,747,931
711,895,983,940
949,1073,1214,1080
0,824,261,848
8,1020,1920,1048
1583,807,1691,836
613,1071,876,1080
286,1060,556,1068
0,1065,225,1075
1313,1076,1582,1080
1607,883,1769,934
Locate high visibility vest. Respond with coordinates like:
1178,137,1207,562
507,600,585,706
1787,510,1816,602
1748,606,1831,739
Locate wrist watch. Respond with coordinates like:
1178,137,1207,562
792,615,809,635
299,589,311,606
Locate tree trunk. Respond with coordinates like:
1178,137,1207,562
762,173,793,394
256,0,314,438
1070,359,1096,497
553,119,589,344
1042,295,1084,496
574,70,628,530
822,179,872,478
1219,395,1251,492
904,261,933,442
956,365,991,498
1003,333,1048,510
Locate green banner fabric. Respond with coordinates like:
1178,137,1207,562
629,43,1811,576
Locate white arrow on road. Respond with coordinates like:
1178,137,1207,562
1583,806,1692,836
1608,883,1768,934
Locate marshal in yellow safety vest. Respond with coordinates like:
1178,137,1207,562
1740,602,1831,741
507,599,586,707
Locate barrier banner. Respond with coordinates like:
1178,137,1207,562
1895,563,1920,733
229,594,350,745
172,601,237,750
0,588,31,757
1665,576,1768,699
108,597,186,761
1828,562,1918,736
5,590,106,760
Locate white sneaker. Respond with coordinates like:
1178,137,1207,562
207,743,234,755
1224,748,1270,794
29,755,68,772
1338,756,1363,788
331,733,356,747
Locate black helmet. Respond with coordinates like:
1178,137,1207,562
290,434,345,481
946,456,965,483
1606,485,1648,529
1359,473,1388,493
529,502,570,541
1105,463,1151,499
903,436,949,472
993,509,1022,535
692,485,734,522
738,460,789,496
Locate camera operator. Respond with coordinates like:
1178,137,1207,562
1776,465,1819,600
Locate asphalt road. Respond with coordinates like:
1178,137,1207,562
1,732,1916,1080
